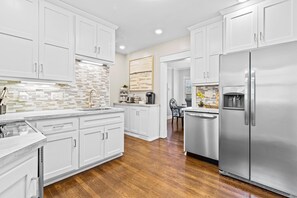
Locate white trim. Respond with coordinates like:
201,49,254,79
188,16,223,31
219,0,265,16
159,51,190,139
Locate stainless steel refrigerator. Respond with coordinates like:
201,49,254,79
219,41,297,197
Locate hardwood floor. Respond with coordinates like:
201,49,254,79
44,119,283,198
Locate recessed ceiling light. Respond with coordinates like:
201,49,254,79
119,45,126,50
155,29,163,35
238,0,248,2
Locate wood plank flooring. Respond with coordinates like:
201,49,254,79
44,119,283,198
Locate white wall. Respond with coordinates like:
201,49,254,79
167,68,173,116
109,53,129,104
127,36,190,104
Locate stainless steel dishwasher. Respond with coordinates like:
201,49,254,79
184,111,219,160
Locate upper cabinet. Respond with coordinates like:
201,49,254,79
258,0,297,47
190,21,222,85
0,0,39,79
39,1,75,82
0,0,117,82
224,0,297,54
76,16,115,63
225,5,258,53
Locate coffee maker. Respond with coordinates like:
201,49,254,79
146,92,155,104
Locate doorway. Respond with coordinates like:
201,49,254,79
159,51,193,139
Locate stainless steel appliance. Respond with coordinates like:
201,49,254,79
185,111,219,160
219,41,297,197
0,121,44,198
146,92,155,104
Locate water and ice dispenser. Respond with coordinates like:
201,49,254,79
222,87,245,110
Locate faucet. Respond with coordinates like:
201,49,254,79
88,89,97,108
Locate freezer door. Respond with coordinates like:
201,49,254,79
219,52,250,180
251,42,297,196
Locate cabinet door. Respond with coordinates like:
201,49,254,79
258,0,297,47
129,107,140,133
97,25,115,63
39,1,74,82
206,55,220,84
44,132,78,181
79,127,104,167
76,16,97,58
0,0,38,79
0,155,38,198
225,5,258,53
138,108,149,136
191,27,207,84
115,105,130,131
207,22,223,55
105,124,124,158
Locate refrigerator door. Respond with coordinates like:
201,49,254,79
251,41,297,196
219,52,250,180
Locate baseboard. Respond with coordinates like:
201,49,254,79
124,131,159,142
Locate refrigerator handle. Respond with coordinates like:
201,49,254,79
251,70,256,126
244,71,249,125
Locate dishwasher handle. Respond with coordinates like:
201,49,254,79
187,113,217,119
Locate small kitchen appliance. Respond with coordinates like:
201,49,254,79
146,92,155,104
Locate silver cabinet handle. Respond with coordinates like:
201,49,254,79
187,113,217,119
244,70,249,125
254,33,257,43
53,124,64,130
106,132,108,139
102,133,105,140
203,72,206,79
94,46,97,53
31,177,39,198
34,63,38,73
207,72,209,78
40,64,44,73
97,46,101,54
73,139,77,148
251,70,256,126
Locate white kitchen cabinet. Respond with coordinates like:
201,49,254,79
224,0,297,53
114,104,160,141
76,16,97,59
80,127,105,167
0,0,39,79
39,0,74,82
104,124,124,158
43,132,78,181
258,0,297,47
190,21,222,85
76,15,115,63
36,118,79,182
0,152,38,198
225,5,258,53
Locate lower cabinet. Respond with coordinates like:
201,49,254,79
114,104,160,141
44,132,78,180
34,112,124,185
0,152,38,198
80,124,124,167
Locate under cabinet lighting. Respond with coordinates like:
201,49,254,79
77,60,104,66
155,29,163,35
238,0,248,2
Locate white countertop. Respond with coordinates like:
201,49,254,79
182,107,219,114
0,108,124,167
114,102,159,107
0,108,124,124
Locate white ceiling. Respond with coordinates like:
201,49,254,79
61,0,238,54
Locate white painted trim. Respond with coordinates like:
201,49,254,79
45,0,118,30
219,0,265,16
188,16,223,31
159,51,190,139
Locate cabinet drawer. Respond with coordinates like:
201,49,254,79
80,113,123,129
36,117,79,135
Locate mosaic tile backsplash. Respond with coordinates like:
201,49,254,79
196,86,219,108
0,62,110,113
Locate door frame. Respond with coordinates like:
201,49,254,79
159,50,190,138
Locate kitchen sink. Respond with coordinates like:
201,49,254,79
77,107,112,111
